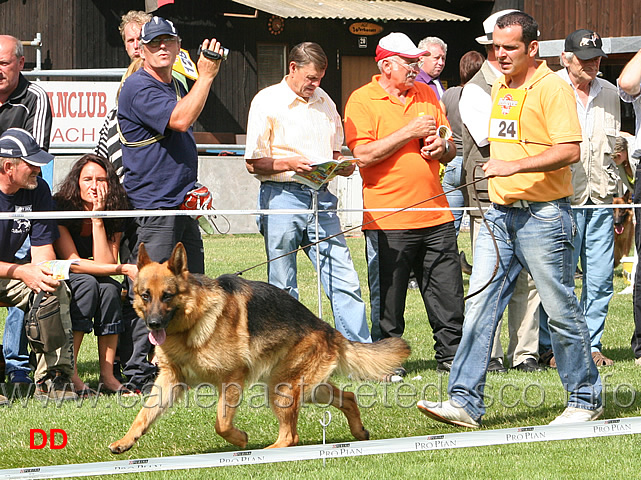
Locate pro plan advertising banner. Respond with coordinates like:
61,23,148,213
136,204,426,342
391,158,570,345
41,81,120,147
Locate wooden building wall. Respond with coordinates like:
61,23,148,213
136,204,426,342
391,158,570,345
525,0,641,40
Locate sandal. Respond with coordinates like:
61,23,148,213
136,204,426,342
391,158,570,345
380,373,403,383
592,351,614,367
539,350,557,369
75,387,99,398
101,385,140,397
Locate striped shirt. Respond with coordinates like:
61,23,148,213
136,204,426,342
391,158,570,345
244,77,343,183
0,74,51,150
95,106,124,181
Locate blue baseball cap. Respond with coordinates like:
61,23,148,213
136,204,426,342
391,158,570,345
140,16,178,44
0,128,53,167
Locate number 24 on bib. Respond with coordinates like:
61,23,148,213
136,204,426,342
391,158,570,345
488,88,526,144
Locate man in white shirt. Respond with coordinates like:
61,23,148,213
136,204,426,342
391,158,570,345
244,42,372,346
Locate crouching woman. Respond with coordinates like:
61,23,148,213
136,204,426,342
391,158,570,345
53,154,136,395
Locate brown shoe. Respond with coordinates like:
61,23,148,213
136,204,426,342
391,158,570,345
592,351,614,367
539,350,557,368
35,371,78,402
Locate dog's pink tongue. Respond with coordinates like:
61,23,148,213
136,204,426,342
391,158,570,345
149,329,166,346
615,224,624,235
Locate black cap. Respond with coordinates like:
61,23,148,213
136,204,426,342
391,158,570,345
564,29,607,60
0,128,53,167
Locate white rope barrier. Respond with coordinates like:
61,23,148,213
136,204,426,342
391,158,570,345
0,416,639,479
0,203,635,221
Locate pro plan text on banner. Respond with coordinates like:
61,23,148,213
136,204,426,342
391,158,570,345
41,82,120,147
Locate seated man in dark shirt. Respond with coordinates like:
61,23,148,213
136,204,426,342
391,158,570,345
0,128,77,403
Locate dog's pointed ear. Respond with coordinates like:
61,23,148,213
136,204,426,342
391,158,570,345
137,243,152,269
168,242,189,275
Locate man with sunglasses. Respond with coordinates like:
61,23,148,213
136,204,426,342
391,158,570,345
344,32,463,375
116,16,224,391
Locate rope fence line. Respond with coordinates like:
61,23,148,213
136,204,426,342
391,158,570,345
0,202,637,221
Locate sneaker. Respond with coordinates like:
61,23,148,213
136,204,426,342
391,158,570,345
591,351,614,367
549,406,603,425
436,361,452,373
0,394,8,406
8,370,33,384
417,399,480,428
35,371,78,402
487,358,508,373
635,357,641,366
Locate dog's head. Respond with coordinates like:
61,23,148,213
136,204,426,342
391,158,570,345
613,192,632,235
133,242,191,346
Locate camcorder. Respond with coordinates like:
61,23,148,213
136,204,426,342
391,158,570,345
198,44,229,61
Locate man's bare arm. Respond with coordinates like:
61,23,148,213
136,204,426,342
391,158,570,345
483,142,580,177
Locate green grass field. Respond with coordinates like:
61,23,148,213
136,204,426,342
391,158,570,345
0,232,640,479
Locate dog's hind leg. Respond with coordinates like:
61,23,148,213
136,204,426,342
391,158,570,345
265,380,301,448
215,379,249,448
312,382,370,441
109,369,186,454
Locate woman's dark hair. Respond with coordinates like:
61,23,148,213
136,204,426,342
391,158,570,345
459,50,485,85
53,154,130,241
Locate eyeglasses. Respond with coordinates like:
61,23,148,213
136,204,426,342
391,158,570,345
389,59,424,71
146,37,178,48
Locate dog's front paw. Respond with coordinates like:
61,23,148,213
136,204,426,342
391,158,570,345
109,439,133,454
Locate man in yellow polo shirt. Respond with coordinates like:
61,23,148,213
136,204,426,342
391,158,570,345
417,11,602,427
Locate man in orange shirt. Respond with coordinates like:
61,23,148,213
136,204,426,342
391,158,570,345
344,32,463,375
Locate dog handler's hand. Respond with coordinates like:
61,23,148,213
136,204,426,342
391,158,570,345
482,157,519,178
197,38,223,79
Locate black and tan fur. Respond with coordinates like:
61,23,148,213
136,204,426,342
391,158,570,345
109,243,410,453
613,191,634,268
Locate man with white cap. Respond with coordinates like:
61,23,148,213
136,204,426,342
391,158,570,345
117,16,224,391
344,32,463,374
538,29,620,369
0,128,77,403
460,9,542,375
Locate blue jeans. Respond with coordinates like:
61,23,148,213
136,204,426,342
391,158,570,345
3,239,30,376
539,205,614,353
448,200,601,421
257,182,371,343
442,155,464,236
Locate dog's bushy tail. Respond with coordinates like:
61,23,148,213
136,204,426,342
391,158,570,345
336,338,411,380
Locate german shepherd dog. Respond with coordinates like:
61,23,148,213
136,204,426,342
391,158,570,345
109,243,410,453
613,191,634,268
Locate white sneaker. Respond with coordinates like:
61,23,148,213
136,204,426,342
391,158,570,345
0,394,8,406
416,400,480,428
549,406,603,425
635,357,641,366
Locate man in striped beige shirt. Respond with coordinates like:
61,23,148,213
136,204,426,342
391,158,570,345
244,42,372,345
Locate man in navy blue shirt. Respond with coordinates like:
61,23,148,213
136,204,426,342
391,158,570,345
116,16,224,391
0,128,77,403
